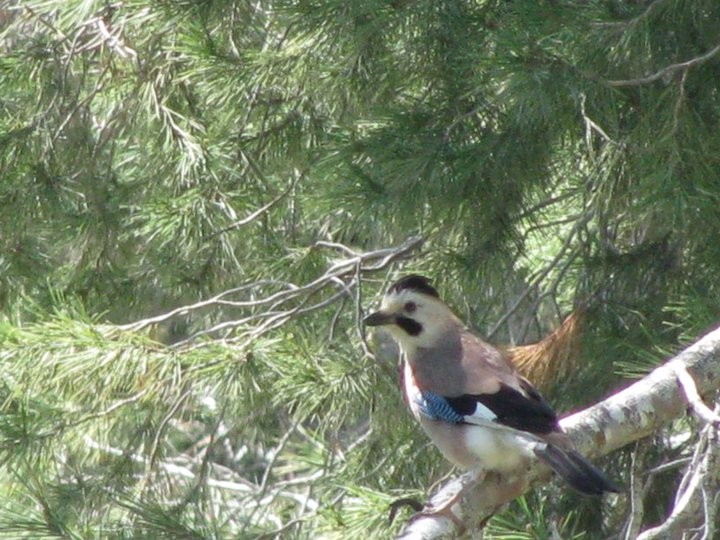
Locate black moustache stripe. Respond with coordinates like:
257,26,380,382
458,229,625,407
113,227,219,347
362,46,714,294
395,316,423,336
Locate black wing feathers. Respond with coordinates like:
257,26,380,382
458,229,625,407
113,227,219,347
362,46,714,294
445,382,559,435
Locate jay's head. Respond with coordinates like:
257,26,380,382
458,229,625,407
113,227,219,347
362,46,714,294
364,275,460,351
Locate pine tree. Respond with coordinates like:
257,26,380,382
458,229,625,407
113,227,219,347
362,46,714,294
1,0,719,537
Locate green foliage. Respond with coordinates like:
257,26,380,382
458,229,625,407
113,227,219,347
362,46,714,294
1,0,719,536
486,494,586,540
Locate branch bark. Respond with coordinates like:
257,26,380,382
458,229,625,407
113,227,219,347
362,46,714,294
397,325,720,539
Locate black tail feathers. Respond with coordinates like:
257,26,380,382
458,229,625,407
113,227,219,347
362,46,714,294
534,444,620,496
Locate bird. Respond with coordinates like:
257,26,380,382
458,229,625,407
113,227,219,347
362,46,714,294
364,274,619,505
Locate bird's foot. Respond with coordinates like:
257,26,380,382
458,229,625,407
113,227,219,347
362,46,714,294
388,497,424,524
416,497,466,532
413,469,487,532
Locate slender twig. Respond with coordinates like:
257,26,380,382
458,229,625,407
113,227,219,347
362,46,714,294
443,102,486,141
61,389,148,430
118,280,293,331
580,93,613,149
671,70,688,135
84,435,319,512
314,241,360,257
623,442,647,540
142,389,193,491
327,295,348,341
207,177,298,238
592,0,671,29
700,486,716,540
515,189,579,221
168,236,423,348
487,209,593,339
607,43,720,87
95,17,137,58
521,214,583,243
355,262,373,358
637,410,720,540
181,286,349,348
21,5,70,42
645,457,691,476
51,64,112,145
243,415,306,531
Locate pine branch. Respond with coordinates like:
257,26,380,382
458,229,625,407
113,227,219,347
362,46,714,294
487,207,594,340
636,406,720,540
206,175,299,239
82,436,320,513
396,325,720,539
120,235,424,345
607,43,720,87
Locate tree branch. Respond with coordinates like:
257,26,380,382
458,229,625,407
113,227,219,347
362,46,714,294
396,325,720,539
636,407,720,540
206,176,298,239
674,365,720,425
121,235,424,339
607,43,720,87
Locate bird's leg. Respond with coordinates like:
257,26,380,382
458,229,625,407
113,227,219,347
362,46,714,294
414,468,486,531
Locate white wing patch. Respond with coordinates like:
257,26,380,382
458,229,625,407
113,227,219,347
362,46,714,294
468,402,497,422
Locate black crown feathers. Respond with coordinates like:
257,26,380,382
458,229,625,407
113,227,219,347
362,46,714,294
388,274,439,298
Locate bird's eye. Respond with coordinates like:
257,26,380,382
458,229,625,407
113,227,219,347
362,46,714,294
404,301,417,313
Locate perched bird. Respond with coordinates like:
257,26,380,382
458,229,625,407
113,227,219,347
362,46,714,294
364,275,618,499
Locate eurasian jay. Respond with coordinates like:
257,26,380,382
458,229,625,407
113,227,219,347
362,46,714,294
364,275,618,499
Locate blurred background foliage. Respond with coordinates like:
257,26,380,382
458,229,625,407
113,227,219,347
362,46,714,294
1,0,720,537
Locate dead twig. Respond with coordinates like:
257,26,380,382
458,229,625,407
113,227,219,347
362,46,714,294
637,404,720,540
607,44,720,87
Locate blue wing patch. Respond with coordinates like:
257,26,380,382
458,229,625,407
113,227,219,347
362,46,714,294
416,391,465,424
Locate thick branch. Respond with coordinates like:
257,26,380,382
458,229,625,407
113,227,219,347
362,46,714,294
397,325,720,539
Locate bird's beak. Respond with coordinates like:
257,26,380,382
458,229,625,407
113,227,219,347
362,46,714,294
363,310,395,327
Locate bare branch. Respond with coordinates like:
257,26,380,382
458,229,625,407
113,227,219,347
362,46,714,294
169,236,423,348
487,209,593,340
314,241,360,257
622,443,648,540
118,280,294,331
515,189,579,221
207,177,298,238
580,93,614,153
645,457,691,476
95,17,137,58
592,0,672,30
142,389,193,492
607,43,720,87
61,389,148,430
637,408,720,540
124,236,423,340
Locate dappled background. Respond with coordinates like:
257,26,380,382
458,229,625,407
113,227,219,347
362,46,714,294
1,1,720,537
